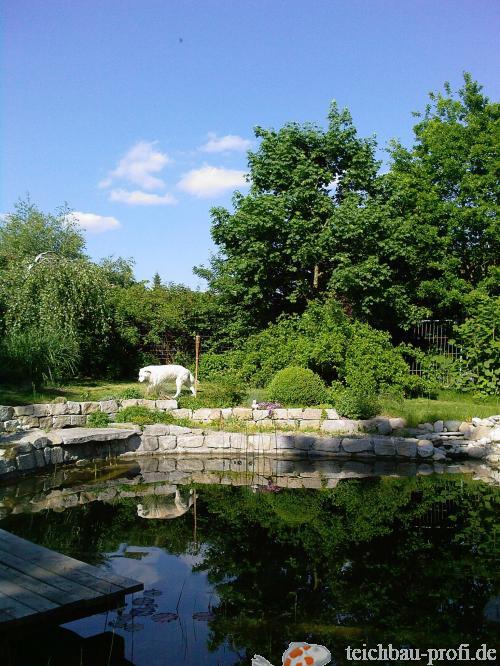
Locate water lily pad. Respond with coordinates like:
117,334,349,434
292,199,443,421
123,622,144,632
132,596,157,606
192,611,215,621
151,612,178,623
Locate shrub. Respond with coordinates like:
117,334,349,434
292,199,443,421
86,411,110,427
332,387,380,420
267,367,328,406
115,405,174,426
178,379,245,409
119,387,143,399
450,291,499,396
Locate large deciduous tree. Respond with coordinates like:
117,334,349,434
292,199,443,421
196,102,379,338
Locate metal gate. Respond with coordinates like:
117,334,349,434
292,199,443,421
408,319,461,385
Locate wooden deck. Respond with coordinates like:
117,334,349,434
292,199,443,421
0,529,143,631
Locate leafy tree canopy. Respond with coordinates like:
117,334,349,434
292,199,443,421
0,198,86,268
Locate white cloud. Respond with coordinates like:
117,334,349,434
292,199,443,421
109,189,177,205
100,141,172,191
71,211,121,233
177,166,247,198
199,133,251,153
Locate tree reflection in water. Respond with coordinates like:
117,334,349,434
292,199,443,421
1,475,498,666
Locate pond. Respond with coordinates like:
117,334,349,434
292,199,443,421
0,458,498,666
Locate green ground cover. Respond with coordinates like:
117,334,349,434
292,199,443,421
1,380,497,426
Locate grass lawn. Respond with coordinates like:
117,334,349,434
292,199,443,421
0,380,498,425
0,379,143,406
380,390,499,426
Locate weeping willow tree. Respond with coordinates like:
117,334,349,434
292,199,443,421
0,255,113,382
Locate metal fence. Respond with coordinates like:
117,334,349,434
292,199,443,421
407,319,462,385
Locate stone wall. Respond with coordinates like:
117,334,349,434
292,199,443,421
2,398,499,441
1,419,499,480
0,399,177,432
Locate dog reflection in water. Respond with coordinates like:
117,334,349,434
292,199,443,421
253,642,331,666
137,488,195,519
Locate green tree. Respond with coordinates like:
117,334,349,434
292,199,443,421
0,198,86,268
196,102,379,337
0,256,112,381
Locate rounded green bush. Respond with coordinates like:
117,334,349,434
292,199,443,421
267,366,328,406
332,387,380,420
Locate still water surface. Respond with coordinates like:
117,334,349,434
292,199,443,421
0,458,498,665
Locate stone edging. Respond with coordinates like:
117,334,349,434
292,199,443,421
1,422,499,480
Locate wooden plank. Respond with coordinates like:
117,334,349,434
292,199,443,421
0,548,103,602
0,591,35,620
0,571,58,613
0,561,94,606
0,530,141,593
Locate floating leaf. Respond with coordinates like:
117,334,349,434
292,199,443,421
152,612,178,623
192,611,215,621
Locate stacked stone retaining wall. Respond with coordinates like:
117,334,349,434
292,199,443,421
1,419,499,480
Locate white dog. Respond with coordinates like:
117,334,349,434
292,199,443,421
138,364,196,398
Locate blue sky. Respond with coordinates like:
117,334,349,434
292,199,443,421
2,0,499,287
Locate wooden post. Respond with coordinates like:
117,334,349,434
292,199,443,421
194,334,201,396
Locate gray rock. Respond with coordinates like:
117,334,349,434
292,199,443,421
490,427,500,442
168,424,194,435
287,409,304,419
395,438,418,458
248,434,274,450
205,432,231,448
141,436,159,452
171,409,193,420
433,420,444,433
192,408,214,421
19,416,40,428
4,420,20,432
155,400,178,410
0,406,14,421
252,409,269,421
157,460,176,473
326,409,340,420
389,417,406,430
178,434,205,448
32,404,51,417
417,440,434,458
0,459,16,475
341,437,373,453
13,441,33,454
321,419,358,434
376,419,392,435
143,424,171,436
177,458,204,471
52,427,137,445
232,408,252,420
373,437,396,456
16,452,36,470
52,416,73,429
13,405,34,417
311,438,341,453
444,420,461,431
81,402,100,414
204,458,229,471
432,449,447,461
38,416,53,429
302,409,322,420
471,425,495,441
465,444,487,459
120,399,139,408
34,450,46,467
230,433,248,448
99,400,119,414
417,422,434,432
158,435,177,450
